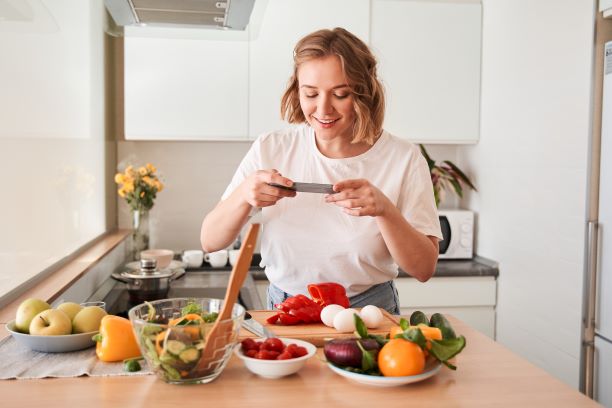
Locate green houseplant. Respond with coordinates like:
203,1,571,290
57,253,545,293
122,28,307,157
419,145,477,207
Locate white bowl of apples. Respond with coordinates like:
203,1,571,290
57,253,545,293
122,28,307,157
5,298,107,353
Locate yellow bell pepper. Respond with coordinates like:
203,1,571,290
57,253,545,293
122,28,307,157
389,324,443,351
93,315,141,362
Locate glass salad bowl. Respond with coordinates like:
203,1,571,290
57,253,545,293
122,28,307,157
128,297,245,384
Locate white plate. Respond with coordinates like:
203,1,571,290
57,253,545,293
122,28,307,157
326,358,442,387
6,320,98,353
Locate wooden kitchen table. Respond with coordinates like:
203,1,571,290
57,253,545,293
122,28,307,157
0,317,599,407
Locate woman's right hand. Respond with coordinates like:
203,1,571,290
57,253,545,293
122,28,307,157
240,169,296,208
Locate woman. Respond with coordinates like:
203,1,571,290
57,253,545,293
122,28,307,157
201,27,442,314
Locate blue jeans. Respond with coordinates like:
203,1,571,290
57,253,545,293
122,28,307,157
267,281,400,315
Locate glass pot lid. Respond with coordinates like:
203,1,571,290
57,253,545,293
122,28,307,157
121,258,175,280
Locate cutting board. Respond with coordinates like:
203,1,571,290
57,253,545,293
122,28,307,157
239,309,400,347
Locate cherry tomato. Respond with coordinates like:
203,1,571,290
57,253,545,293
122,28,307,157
261,337,284,352
255,349,280,360
276,351,293,360
285,343,298,356
292,346,308,357
241,338,260,352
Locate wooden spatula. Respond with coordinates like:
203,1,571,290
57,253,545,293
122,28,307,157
193,223,260,375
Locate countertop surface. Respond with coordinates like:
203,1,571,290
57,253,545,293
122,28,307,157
0,316,596,407
190,255,499,280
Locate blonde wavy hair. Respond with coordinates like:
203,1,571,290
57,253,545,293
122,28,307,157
280,27,385,145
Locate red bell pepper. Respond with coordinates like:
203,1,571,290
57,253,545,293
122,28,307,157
266,282,350,325
307,282,350,308
266,294,322,325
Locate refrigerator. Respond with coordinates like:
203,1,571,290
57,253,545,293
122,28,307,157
582,40,612,407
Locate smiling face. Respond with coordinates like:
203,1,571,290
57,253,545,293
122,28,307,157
297,55,356,145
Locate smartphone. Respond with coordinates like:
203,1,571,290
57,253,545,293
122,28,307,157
268,182,335,194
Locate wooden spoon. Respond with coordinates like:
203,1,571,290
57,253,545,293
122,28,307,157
193,223,260,375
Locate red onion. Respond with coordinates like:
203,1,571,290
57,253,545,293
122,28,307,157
323,338,380,368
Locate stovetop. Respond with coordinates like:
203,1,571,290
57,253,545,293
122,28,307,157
91,267,264,318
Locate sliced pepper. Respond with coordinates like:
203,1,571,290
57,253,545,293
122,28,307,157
168,313,203,326
93,315,142,362
266,313,280,324
155,330,167,355
168,313,203,340
307,282,350,308
278,313,301,325
269,295,322,325
267,282,350,326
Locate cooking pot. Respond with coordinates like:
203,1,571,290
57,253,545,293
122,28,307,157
111,258,185,303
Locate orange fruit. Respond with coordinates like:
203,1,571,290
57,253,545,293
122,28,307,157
378,338,425,377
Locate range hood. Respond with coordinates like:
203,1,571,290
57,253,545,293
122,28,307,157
105,0,256,30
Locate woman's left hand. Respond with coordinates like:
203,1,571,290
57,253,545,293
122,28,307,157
325,179,391,217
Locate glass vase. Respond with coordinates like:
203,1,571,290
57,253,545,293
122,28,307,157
130,209,150,261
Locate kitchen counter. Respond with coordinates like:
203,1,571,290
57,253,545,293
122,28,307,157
421,255,499,278
0,316,597,407
195,254,499,280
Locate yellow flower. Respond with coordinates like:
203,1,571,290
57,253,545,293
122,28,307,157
142,176,154,186
125,165,137,178
116,162,163,210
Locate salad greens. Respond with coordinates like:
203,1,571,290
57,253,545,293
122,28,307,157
137,300,223,382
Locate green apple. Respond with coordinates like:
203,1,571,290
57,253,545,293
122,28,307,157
56,302,83,321
29,309,72,336
15,298,51,333
72,306,107,333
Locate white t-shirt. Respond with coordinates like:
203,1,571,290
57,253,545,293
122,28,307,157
222,125,442,297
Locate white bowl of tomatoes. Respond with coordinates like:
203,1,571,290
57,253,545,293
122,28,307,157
234,337,316,379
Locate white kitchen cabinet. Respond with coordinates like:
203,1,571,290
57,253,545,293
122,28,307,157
255,280,269,308
594,336,612,407
371,0,482,143
395,276,497,338
124,29,249,140
123,0,482,142
248,0,370,139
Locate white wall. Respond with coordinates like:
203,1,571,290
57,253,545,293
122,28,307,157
116,141,252,251
460,0,595,387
